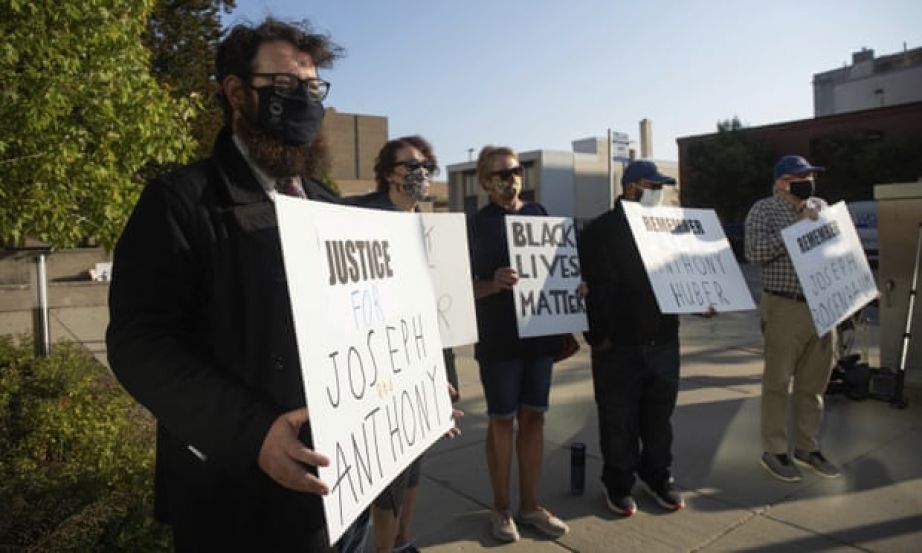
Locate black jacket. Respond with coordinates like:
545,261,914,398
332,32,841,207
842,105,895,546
579,198,678,347
106,127,339,549
468,201,561,361
346,190,395,210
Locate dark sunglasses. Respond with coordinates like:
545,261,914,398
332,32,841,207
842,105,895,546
490,165,524,181
395,159,439,174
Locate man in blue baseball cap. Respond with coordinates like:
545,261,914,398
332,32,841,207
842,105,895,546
620,159,677,207
744,154,841,483
578,159,689,517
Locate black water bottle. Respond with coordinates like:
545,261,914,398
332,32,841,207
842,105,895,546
570,442,586,495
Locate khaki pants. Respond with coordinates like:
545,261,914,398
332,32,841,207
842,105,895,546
760,293,834,454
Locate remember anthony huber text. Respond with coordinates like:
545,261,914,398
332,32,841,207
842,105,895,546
656,252,732,309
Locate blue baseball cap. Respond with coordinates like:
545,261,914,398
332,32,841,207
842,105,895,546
773,155,824,180
621,160,676,186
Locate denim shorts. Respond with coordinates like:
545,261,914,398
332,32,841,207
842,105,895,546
478,356,554,418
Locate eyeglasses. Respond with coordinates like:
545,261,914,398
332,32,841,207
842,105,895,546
395,159,439,175
490,165,524,181
247,73,331,102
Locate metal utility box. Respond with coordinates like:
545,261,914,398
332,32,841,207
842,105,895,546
875,181,922,390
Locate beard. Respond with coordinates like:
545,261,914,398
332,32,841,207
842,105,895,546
236,95,330,180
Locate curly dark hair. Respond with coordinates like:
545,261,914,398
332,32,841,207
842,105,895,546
373,135,438,193
215,18,344,123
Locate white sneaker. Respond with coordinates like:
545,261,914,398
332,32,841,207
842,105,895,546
489,510,519,542
518,507,569,537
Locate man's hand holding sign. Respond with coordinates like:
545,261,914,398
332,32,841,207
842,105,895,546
258,407,330,495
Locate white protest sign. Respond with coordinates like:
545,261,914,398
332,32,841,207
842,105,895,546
781,201,878,337
505,215,588,338
275,197,453,544
622,202,756,313
418,213,478,347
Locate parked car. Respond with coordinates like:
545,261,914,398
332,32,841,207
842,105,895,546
846,201,878,268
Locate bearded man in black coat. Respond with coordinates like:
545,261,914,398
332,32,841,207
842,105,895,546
106,18,369,552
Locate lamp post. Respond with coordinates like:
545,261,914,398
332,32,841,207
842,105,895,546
32,251,51,356
17,244,53,356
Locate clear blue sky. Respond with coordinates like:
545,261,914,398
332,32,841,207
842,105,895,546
223,0,922,168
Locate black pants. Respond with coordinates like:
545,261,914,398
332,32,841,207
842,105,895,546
590,339,680,497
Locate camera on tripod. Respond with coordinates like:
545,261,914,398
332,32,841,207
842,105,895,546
826,310,907,408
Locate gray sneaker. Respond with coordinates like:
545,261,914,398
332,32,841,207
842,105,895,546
760,452,802,482
793,449,841,479
603,488,637,516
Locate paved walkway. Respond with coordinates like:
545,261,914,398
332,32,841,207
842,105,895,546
1,295,919,551
415,311,920,552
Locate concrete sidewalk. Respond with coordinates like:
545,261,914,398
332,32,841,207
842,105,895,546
413,311,922,552
1,303,919,551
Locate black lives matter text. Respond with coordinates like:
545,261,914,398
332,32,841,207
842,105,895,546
510,220,585,317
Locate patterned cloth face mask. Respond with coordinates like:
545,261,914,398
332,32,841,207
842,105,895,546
494,177,521,197
402,167,431,202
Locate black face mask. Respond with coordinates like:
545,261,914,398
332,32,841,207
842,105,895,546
253,85,325,146
788,179,815,200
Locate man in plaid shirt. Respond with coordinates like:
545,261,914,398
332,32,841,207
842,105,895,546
745,155,841,483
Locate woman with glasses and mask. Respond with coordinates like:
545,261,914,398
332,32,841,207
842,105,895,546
348,135,460,553
468,146,569,543
350,135,438,213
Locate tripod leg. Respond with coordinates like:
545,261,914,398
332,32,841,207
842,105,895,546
893,224,922,408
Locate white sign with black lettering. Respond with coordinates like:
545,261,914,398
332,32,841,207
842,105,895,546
781,201,878,337
622,202,756,313
505,215,588,337
276,196,454,544
418,213,478,347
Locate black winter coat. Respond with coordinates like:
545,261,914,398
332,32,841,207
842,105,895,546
107,127,339,550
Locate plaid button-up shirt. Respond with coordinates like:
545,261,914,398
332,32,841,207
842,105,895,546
744,194,826,296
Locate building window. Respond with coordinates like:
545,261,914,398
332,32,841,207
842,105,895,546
463,172,477,196
521,162,536,192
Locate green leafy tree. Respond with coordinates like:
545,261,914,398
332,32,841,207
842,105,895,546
682,117,774,223
145,0,236,158
811,130,922,203
0,0,197,250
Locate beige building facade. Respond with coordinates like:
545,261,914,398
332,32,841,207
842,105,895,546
322,107,388,196
320,108,448,208
814,46,922,117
